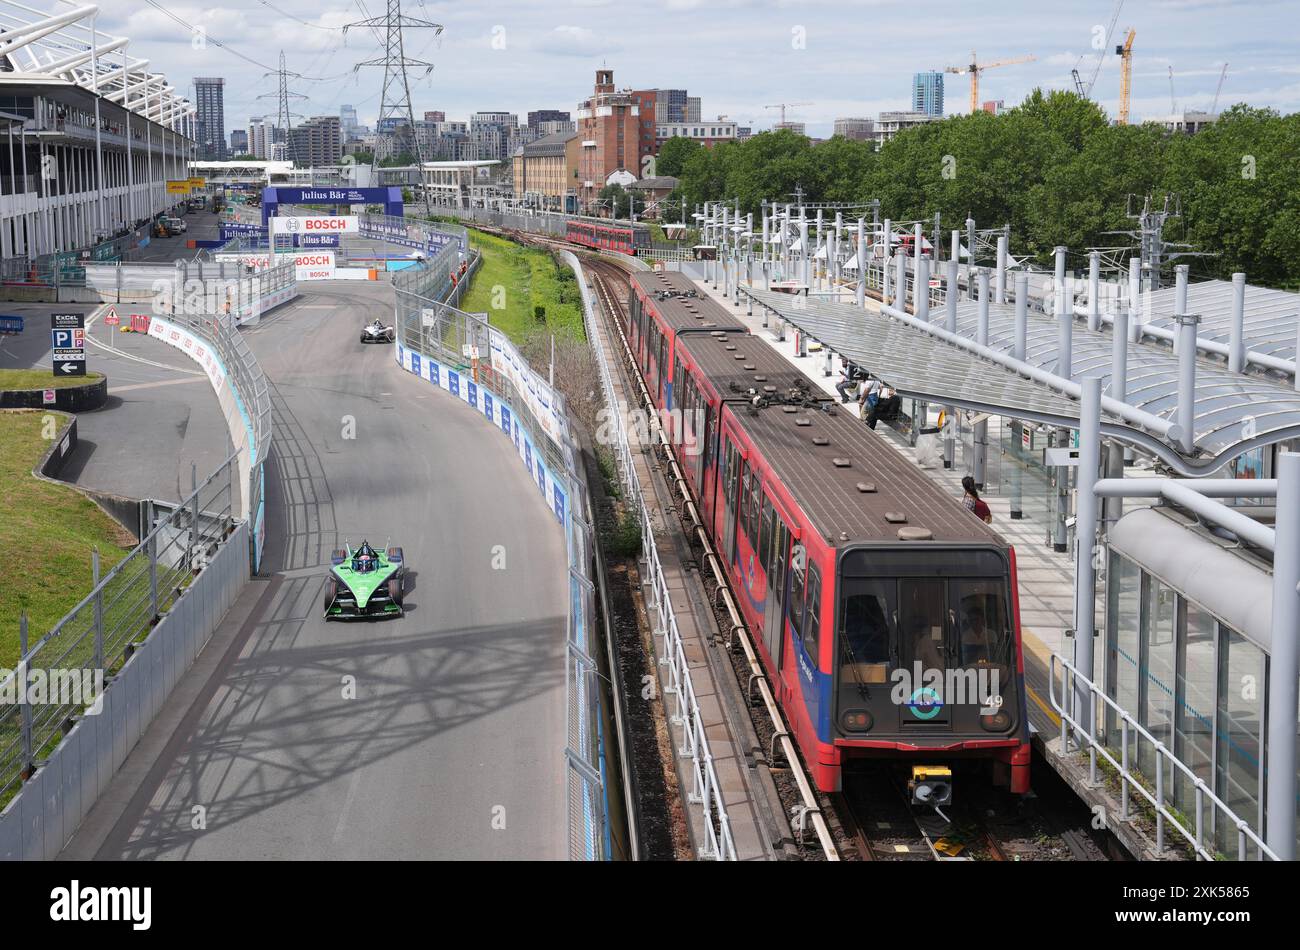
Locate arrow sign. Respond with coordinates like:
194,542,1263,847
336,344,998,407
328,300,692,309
59,361,85,376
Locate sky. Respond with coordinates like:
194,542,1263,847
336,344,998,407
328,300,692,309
93,0,1300,138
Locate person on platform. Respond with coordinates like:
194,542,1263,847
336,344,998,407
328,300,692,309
962,475,992,524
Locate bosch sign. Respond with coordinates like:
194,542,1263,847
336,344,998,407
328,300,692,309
271,216,358,236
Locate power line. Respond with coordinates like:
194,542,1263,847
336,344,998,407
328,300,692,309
139,0,356,82
345,0,442,216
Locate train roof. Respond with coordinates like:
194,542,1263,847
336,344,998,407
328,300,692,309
733,402,1003,549
629,270,748,334
677,327,812,398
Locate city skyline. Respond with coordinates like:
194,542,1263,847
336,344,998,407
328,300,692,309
107,0,1299,141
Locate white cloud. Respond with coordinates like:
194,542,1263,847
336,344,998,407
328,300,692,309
91,0,1300,134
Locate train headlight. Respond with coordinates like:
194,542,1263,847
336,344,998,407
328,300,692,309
909,765,952,806
980,712,1012,732
840,709,873,733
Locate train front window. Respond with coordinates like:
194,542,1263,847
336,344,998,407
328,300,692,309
952,578,1011,669
836,563,1016,728
839,580,895,690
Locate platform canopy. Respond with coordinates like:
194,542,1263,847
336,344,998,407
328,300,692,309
743,286,1300,475
1137,279,1300,370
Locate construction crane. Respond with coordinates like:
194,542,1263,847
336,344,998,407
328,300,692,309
1211,62,1229,114
1116,28,1136,125
945,51,1037,114
1073,0,1124,100
764,101,812,126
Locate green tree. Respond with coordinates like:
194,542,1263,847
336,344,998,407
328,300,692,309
597,183,644,218
656,136,702,177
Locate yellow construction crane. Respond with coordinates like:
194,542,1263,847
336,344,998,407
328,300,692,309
945,51,1036,114
1116,29,1136,125
764,101,813,126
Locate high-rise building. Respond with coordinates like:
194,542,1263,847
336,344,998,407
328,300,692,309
470,112,521,162
833,117,875,140
194,77,226,160
647,90,701,124
774,121,807,136
536,119,576,136
912,71,944,117
527,109,570,133
340,104,359,137
289,116,342,167
230,129,248,154
981,100,1005,115
576,70,655,207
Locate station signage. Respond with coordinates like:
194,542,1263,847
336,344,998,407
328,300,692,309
271,215,359,236
50,312,86,377
166,180,190,194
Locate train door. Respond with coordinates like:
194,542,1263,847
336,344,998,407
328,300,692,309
762,496,789,672
698,402,715,499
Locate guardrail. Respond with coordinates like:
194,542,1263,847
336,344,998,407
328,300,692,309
390,235,609,860
1048,653,1278,861
570,253,737,860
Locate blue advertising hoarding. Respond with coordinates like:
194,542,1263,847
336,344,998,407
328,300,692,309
262,186,403,224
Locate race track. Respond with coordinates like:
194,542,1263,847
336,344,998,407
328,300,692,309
74,281,570,860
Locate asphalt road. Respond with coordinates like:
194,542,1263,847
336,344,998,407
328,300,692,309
0,301,231,503
76,280,570,860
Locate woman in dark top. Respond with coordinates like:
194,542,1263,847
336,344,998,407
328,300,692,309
961,475,992,524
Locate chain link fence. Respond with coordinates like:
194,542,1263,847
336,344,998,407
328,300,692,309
391,236,608,860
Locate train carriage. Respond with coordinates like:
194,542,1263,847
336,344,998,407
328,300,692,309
618,268,1031,796
626,271,746,415
566,218,650,256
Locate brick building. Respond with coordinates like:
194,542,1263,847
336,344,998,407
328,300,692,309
575,69,655,208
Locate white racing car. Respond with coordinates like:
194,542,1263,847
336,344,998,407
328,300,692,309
359,319,396,344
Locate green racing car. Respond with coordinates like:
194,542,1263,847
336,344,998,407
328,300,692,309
323,540,406,620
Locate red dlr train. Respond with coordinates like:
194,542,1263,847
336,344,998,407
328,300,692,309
567,218,650,256
623,269,1031,795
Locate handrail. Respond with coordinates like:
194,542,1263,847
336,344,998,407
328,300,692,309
1047,653,1278,861
576,256,739,860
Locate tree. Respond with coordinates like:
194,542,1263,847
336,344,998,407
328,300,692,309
349,150,375,165
666,92,1300,286
656,136,702,178
597,183,644,218
380,153,415,167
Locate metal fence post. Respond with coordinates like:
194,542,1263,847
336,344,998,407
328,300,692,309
190,462,199,572
20,613,32,777
147,499,159,617
92,547,104,671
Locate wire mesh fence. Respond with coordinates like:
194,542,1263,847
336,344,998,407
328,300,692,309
0,452,241,805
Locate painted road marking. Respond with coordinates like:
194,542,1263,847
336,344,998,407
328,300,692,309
110,377,209,394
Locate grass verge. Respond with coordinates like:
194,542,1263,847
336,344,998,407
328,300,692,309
458,228,586,345
0,369,105,391
0,410,132,667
